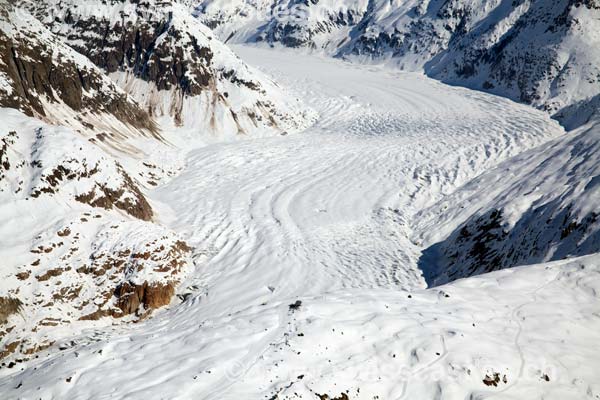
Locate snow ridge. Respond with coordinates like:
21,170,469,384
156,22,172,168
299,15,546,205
417,116,600,285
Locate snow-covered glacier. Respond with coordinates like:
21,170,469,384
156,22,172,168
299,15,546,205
0,1,599,399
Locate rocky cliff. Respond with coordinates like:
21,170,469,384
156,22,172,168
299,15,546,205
27,0,316,139
0,5,159,144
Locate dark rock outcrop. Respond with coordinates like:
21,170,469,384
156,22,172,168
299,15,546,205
0,6,158,136
73,169,153,221
115,281,176,315
0,297,22,325
23,0,315,136
39,4,214,97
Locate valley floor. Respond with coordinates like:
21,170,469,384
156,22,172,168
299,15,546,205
2,46,599,400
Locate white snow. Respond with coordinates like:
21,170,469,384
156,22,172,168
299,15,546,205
2,46,597,400
0,71,11,96
149,45,565,299
193,0,600,127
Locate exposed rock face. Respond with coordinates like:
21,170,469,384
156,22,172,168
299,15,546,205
0,5,158,139
114,281,176,316
73,170,153,222
194,0,600,127
78,230,192,320
38,2,214,97
27,0,316,138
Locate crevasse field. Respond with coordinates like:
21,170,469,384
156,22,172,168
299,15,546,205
2,45,599,400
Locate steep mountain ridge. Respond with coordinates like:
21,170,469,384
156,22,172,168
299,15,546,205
0,4,159,148
27,0,316,140
416,115,600,285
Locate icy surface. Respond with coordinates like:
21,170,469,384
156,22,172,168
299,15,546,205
2,47,596,400
151,46,564,300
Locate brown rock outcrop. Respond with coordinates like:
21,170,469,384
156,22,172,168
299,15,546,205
115,281,176,315
0,6,159,135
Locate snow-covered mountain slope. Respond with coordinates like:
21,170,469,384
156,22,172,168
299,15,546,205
426,0,600,126
196,0,369,51
3,251,599,399
0,108,194,361
26,0,315,141
193,0,600,127
0,5,159,147
415,115,600,285
0,109,154,221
